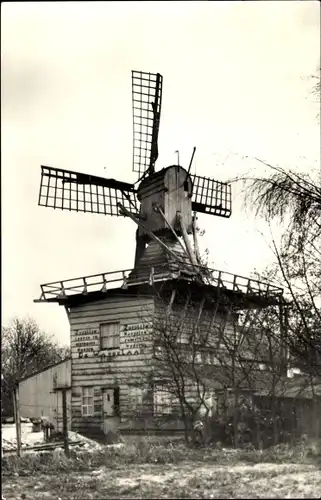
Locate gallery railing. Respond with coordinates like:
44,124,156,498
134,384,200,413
34,264,283,303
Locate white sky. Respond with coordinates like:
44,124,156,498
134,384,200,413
2,1,320,345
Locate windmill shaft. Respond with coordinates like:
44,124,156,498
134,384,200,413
42,166,135,192
67,174,135,193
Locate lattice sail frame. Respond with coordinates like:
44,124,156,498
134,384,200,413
132,71,163,179
191,174,232,218
38,166,138,216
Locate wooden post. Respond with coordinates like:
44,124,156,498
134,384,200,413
62,388,69,457
54,386,70,457
13,387,22,457
279,299,289,375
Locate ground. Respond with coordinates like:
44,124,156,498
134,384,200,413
2,425,321,499
2,461,321,499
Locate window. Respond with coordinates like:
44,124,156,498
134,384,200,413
128,386,144,411
178,331,189,344
154,385,172,415
100,322,120,350
103,387,120,417
82,386,94,416
194,352,202,364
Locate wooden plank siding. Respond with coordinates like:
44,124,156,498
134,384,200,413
154,298,236,351
151,295,264,419
69,294,155,436
152,297,227,419
67,287,276,436
19,359,72,431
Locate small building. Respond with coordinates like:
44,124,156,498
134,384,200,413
19,358,72,431
253,376,321,439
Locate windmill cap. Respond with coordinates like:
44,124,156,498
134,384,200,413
137,165,193,200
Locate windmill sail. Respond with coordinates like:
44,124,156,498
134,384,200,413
191,174,232,218
38,166,138,216
132,71,163,179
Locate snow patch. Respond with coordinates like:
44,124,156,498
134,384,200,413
1,424,102,453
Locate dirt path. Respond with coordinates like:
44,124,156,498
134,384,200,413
2,461,321,499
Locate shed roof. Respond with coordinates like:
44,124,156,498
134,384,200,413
19,357,71,384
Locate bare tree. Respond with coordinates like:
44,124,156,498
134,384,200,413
207,299,289,448
149,284,287,447
310,67,320,122
152,292,217,444
243,159,321,375
1,317,70,416
241,65,321,375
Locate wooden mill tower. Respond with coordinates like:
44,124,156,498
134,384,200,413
35,70,284,437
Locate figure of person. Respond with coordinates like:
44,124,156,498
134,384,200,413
41,417,54,441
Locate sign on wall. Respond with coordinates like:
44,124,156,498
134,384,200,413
72,322,152,359
121,322,152,351
72,328,100,355
99,322,152,357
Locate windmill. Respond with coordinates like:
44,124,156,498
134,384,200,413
38,71,232,286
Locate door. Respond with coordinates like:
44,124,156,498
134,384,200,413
102,388,120,434
103,389,114,416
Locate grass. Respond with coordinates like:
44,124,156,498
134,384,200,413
2,436,321,499
3,435,320,473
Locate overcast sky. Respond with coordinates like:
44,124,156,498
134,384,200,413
2,1,320,346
